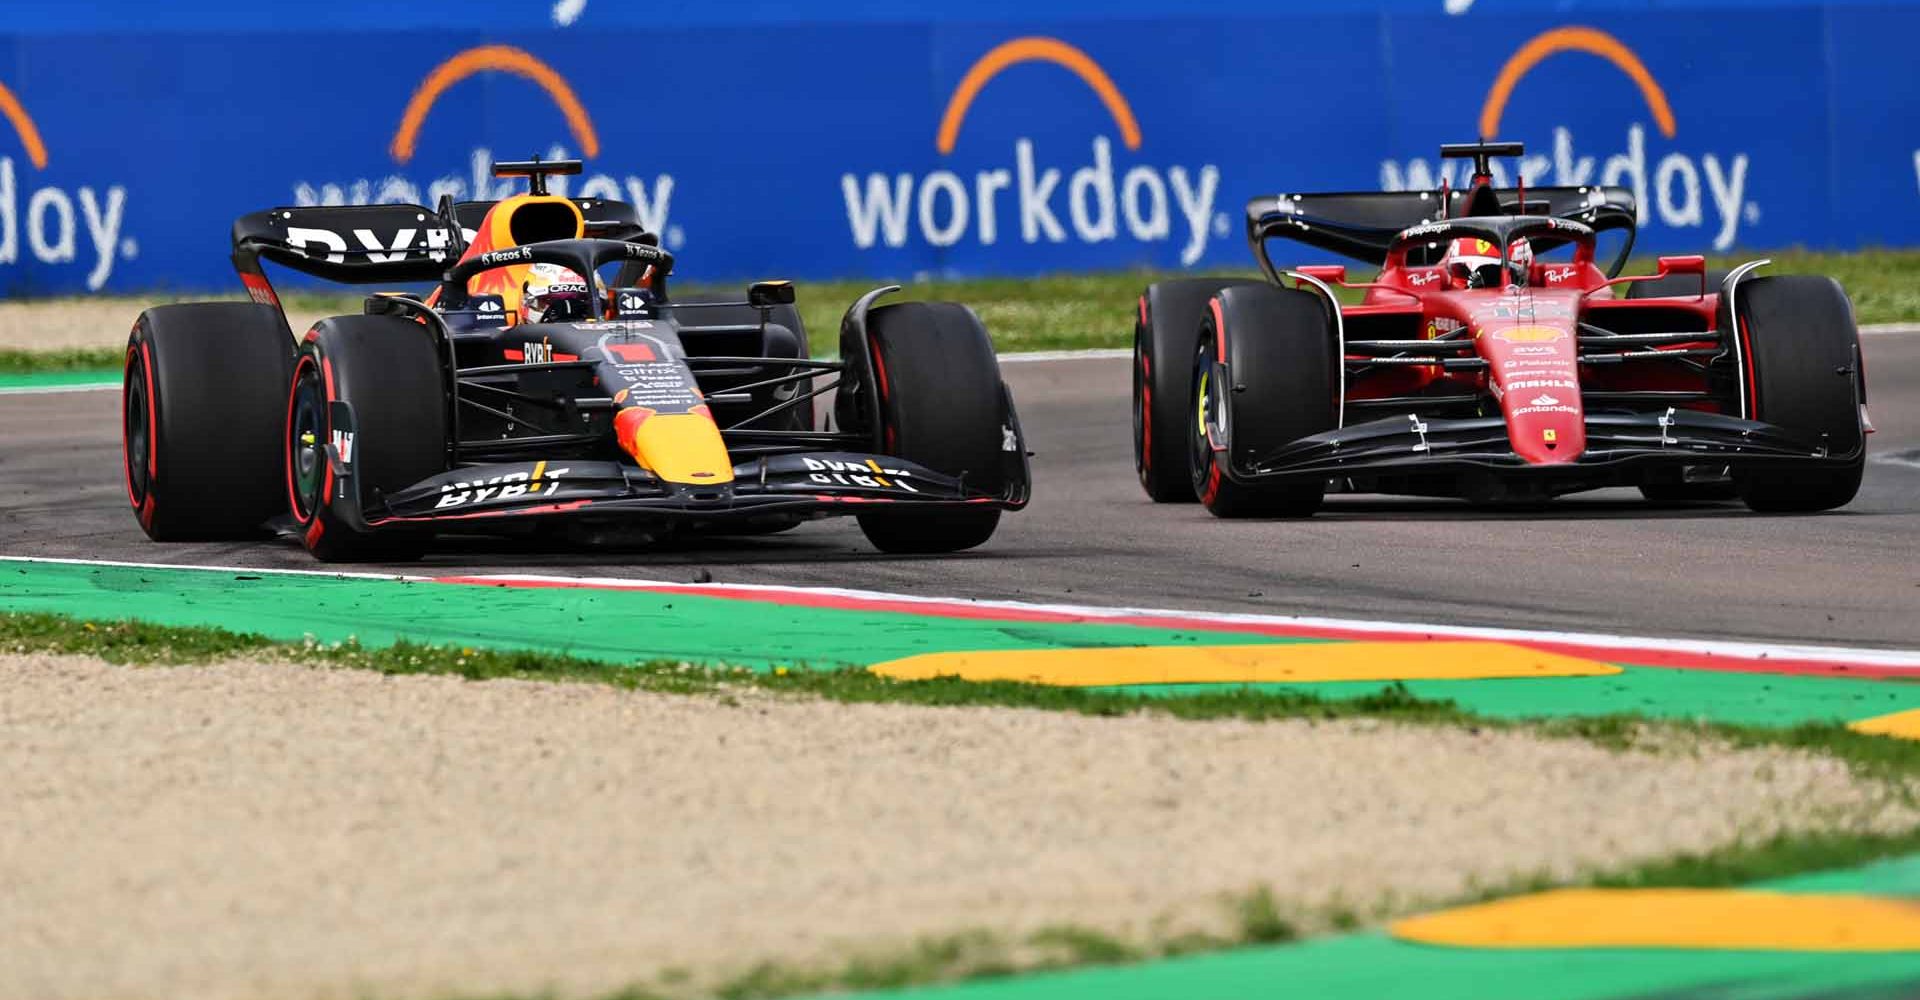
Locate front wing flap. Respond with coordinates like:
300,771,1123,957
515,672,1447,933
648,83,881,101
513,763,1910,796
345,452,1022,530
1232,410,1861,484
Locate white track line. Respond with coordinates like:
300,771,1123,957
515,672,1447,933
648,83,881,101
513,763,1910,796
0,554,427,582
449,572,1920,671
7,555,1917,671
0,381,119,396
997,348,1130,364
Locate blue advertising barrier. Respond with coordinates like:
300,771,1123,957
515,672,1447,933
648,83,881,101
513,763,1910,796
0,1,1915,294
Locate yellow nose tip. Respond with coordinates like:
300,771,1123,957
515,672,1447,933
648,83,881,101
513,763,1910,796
613,408,734,484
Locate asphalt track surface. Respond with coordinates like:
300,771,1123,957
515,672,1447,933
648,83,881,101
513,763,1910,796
3,333,1917,649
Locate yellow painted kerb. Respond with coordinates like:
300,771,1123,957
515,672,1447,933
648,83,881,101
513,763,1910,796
1392,887,1920,952
1851,707,1920,741
870,640,1619,687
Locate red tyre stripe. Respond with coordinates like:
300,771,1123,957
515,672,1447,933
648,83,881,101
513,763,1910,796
1209,297,1227,365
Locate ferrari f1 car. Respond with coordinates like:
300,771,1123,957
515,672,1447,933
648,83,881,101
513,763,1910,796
1133,141,1868,516
123,159,1028,560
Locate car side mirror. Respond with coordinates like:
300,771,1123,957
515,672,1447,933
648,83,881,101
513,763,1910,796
1657,255,1706,277
1296,265,1348,286
749,280,796,306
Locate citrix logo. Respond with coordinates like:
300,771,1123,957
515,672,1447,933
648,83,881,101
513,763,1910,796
841,37,1226,265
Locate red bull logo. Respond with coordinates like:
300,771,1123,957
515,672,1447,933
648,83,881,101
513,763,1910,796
1381,26,1755,251
841,37,1225,265
0,79,135,290
290,45,678,247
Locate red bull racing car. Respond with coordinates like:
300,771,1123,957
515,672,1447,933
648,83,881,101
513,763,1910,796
1133,141,1868,516
124,159,1028,560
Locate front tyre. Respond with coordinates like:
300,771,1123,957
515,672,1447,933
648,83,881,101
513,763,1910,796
1725,275,1866,513
1134,278,1262,502
853,301,1007,554
287,316,447,562
1190,285,1334,519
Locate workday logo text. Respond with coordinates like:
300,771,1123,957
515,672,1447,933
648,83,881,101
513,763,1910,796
841,37,1225,266
289,46,680,247
1381,27,1757,252
0,82,136,291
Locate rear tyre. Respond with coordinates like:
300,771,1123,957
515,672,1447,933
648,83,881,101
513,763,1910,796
286,316,447,561
1625,268,1730,300
1724,275,1865,513
1134,278,1263,502
853,301,1006,554
1190,285,1335,518
123,302,292,540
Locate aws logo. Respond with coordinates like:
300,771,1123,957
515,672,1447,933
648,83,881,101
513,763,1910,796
0,80,135,291
1381,26,1756,251
841,37,1225,265
291,45,679,246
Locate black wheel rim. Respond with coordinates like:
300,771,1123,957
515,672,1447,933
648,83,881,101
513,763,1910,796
123,357,150,504
288,360,327,521
1188,340,1216,494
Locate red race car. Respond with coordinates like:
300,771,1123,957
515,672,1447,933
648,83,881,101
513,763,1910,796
1133,141,1868,516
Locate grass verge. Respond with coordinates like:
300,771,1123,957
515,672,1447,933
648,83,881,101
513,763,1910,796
8,610,1920,997
7,610,1920,778
0,346,123,373
479,825,1920,1000
2,248,1915,373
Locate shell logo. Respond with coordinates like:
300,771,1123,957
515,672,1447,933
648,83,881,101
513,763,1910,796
842,36,1226,265
1494,326,1566,344
0,79,136,291
1379,25,1757,252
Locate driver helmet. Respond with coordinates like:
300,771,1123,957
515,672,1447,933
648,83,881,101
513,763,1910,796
521,262,593,323
1442,236,1532,289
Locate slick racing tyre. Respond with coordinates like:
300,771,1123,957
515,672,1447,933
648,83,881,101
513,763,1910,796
1725,275,1865,513
1190,285,1336,518
286,316,447,562
667,291,811,434
1135,278,1263,502
124,302,293,540
1625,267,1730,300
853,301,1007,554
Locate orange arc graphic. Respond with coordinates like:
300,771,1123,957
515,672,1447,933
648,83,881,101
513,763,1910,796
390,45,599,164
1479,26,1677,141
0,81,47,169
936,36,1142,154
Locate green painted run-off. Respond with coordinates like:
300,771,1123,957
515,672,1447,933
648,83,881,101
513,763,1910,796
827,856,1920,1000
0,369,119,391
3,561,1919,729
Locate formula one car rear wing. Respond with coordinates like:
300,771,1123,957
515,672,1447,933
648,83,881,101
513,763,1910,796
1244,141,1640,277
231,198,652,286
229,159,660,333
1245,184,1638,275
